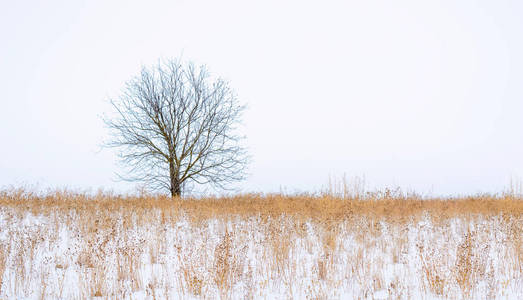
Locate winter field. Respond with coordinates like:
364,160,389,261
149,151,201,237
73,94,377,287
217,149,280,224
0,188,522,299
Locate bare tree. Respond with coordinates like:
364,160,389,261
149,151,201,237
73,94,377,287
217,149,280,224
103,59,248,197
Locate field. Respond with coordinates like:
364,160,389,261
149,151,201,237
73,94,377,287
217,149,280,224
0,187,522,299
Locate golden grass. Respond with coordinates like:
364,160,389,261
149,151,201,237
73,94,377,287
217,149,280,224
0,187,522,298
1,188,522,222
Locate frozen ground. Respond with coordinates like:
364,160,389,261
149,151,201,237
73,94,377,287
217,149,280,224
0,205,521,299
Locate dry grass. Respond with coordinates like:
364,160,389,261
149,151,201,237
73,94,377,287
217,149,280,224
1,188,522,223
0,187,522,298
0,244,5,289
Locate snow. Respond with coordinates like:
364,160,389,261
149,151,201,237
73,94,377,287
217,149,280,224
0,209,521,299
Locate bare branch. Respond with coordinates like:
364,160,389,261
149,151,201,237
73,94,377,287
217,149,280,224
103,58,249,197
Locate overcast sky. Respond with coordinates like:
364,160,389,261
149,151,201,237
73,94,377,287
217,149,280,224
1,0,523,196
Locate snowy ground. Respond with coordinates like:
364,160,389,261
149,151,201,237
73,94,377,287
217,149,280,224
0,205,522,299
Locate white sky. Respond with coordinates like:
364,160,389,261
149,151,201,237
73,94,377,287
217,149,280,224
1,0,523,196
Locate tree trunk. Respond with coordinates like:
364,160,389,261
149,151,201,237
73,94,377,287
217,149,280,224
170,182,181,197
169,161,181,197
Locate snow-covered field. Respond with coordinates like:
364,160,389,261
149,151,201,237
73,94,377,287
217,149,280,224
0,191,522,299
